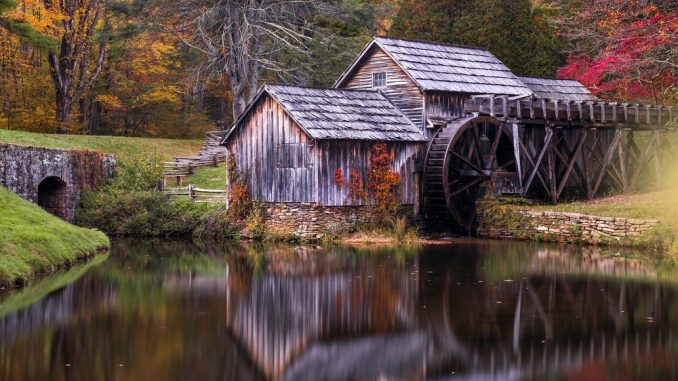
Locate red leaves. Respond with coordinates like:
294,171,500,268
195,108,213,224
334,167,343,189
557,6,676,104
342,144,401,212
367,143,400,214
348,170,367,204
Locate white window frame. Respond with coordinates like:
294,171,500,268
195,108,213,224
372,72,387,88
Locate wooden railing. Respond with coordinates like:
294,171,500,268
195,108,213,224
163,184,227,204
464,95,675,128
162,131,229,186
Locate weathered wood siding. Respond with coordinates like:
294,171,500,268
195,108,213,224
316,140,421,206
424,92,469,138
424,92,468,119
225,95,317,203
339,47,425,130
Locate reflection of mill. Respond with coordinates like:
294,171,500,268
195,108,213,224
226,254,421,380
226,246,678,381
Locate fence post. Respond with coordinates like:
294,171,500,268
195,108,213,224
188,184,194,200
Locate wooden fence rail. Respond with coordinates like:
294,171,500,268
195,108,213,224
162,184,227,204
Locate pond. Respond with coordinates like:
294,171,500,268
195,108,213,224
0,239,677,381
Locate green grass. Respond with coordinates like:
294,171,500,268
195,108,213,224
0,187,110,289
0,253,109,317
185,163,227,189
0,129,203,162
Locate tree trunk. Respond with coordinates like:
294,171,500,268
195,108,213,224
55,93,71,134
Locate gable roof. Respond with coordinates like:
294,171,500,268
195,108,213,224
335,36,532,96
518,76,597,101
223,85,426,143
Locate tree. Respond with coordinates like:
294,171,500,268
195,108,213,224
389,0,565,77
554,0,676,104
176,0,331,118
43,0,106,133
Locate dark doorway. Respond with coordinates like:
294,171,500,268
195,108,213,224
38,176,68,219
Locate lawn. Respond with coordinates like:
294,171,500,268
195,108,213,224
0,186,110,289
185,163,227,189
0,129,203,162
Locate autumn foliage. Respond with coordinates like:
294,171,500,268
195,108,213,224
344,144,401,212
556,1,676,104
367,143,400,214
334,168,343,188
226,153,251,219
348,170,367,205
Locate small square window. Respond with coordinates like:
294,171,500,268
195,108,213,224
372,72,386,88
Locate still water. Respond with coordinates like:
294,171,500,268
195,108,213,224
0,239,677,381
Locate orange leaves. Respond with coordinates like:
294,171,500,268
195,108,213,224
367,143,400,214
334,167,343,189
343,143,401,213
348,170,367,205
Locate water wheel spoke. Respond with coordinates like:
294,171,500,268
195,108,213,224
451,152,485,174
449,177,485,198
424,116,509,233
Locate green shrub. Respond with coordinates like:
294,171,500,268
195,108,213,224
75,156,227,237
76,191,216,237
245,201,267,241
194,208,238,240
108,155,163,192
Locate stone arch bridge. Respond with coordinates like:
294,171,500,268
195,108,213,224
0,143,116,221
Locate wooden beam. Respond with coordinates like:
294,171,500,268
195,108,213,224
630,131,657,189
556,129,588,199
591,129,622,198
522,128,554,196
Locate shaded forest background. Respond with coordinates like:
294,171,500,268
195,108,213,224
0,0,675,138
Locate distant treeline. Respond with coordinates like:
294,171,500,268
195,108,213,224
0,0,674,137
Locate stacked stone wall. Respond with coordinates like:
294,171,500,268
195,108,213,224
477,209,659,244
0,143,116,220
263,203,414,239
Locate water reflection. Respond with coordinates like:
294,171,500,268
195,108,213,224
0,239,676,380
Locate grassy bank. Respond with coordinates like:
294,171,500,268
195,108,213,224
185,163,227,189
483,191,678,254
0,187,110,289
0,129,202,161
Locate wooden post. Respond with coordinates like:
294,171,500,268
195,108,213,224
591,129,622,198
188,184,194,200
556,129,587,200
511,123,523,188
546,126,557,203
522,127,554,196
617,125,628,191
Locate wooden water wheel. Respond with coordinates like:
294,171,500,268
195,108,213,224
424,116,515,233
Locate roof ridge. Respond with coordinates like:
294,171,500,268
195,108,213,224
265,83,381,94
518,75,581,82
376,36,491,52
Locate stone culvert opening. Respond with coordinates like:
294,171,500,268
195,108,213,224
38,176,68,219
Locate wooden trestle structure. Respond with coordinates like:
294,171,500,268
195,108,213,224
425,96,676,231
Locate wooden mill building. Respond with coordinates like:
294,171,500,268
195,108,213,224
223,36,674,233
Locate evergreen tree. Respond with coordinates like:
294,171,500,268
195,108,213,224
389,0,565,77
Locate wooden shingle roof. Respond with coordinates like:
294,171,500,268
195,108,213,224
225,85,426,142
518,76,597,101
336,37,532,96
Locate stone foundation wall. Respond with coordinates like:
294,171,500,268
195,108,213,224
0,143,116,221
264,203,413,239
477,209,659,244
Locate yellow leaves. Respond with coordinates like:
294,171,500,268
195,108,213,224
6,0,62,37
134,85,181,106
127,33,180,77
95,94,124,110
